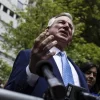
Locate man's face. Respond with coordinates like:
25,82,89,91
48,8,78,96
85,67,97,89
48,16,73,50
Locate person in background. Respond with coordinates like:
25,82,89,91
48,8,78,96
80,62,100,96
4,12,89,98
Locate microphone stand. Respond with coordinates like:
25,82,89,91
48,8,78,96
36,60,66,100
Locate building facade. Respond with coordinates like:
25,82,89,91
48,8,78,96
0,0,29,66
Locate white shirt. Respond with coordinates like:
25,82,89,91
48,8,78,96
26,47,80,86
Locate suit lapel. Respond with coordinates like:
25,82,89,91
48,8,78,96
29,49,62,82
68,57,89,91
48,57,63,83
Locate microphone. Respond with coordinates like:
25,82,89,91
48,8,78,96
81,92,100,100
65,84,100,100
36,60,66,100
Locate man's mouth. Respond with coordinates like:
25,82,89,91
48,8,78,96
59,30,68,37
60,30,67,34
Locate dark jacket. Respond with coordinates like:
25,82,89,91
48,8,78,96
5,49,89,98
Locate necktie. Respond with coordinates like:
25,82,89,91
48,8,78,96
59,52,74,86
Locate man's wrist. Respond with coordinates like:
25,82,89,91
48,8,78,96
26,65,39,86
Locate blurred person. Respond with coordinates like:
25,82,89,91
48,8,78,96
80,62,100,96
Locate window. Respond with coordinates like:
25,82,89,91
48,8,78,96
10,11,14,17
3,6,8,13
16,15,19,19
0,3,1,8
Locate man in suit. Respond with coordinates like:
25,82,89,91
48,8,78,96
4,12,89,98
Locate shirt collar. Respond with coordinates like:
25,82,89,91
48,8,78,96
50,47,67,56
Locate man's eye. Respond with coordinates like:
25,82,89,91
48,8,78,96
58,21,65,24
58,20,66,24
69,23,73,30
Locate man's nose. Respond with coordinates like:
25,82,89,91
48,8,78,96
63,22,69,30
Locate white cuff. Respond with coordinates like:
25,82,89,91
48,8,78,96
26,65,39,86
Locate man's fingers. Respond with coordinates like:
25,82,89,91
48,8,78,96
42,40,57,53
41,51,56,60
34,31,48,48
38,35,54,50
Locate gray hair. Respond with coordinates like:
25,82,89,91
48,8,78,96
47,13,75,34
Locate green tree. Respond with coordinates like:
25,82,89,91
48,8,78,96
2,0,63,54
2,0,100,67
56,0,100,66
0,59,11,85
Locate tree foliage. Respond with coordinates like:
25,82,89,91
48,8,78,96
2,0,100,68
2,0,63,54
0,59,11,84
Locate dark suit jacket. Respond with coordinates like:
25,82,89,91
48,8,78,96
5,49,89,98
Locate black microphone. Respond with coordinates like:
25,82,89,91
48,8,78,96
65,84,100,100
36,60,66,100
81,92,100,100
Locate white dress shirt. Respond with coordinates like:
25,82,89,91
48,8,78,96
26,47,80,86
